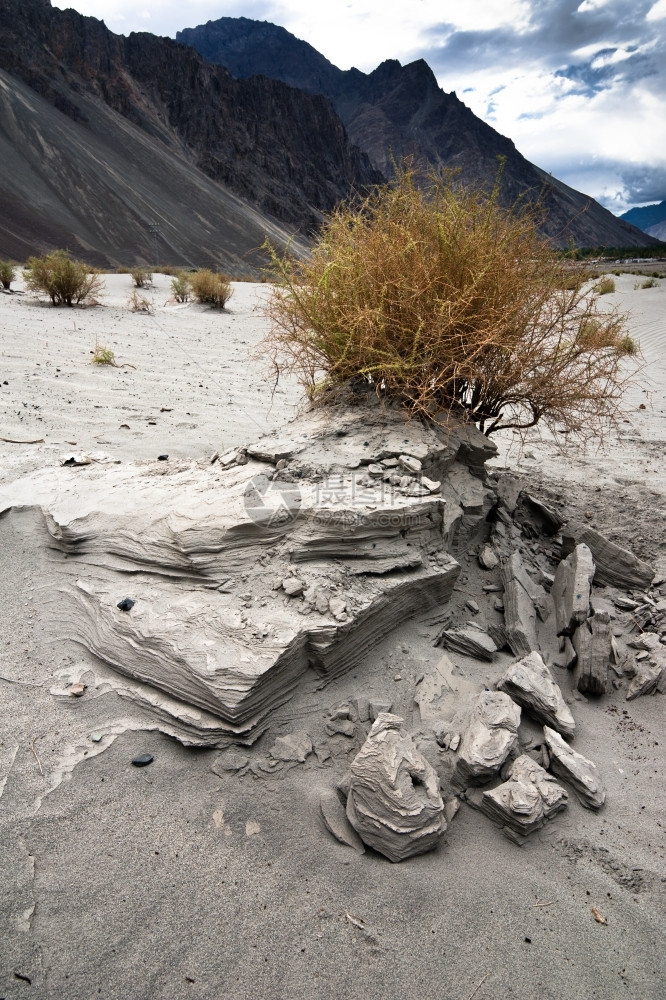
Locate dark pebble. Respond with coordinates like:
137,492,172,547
132,753,154,767
157,454,169,461
117,598,135,611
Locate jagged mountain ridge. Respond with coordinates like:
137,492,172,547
0,0,380,267
178,16,661,249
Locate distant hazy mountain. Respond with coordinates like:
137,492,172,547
177,16,661,249
646,221,666,242
620,200,666,235
0,0,379,268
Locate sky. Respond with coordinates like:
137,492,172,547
51,0,666,214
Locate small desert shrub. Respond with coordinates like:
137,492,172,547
594,276,616,295
129,290,152,313
263,167,637,441
23,251,103,306
640,278,657,289
171,273,191,302
0,260,16,289
130,268,152,288
190,269,233,309
92,344,116,365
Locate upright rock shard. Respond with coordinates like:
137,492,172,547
453,691,521,786
497,651,575,738
572,612,611,696
346,713,446,862
552,543,595,636
500,551,548,656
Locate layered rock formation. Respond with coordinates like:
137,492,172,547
0,401,496,744
346,713,447,861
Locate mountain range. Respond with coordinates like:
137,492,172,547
0,0,659,270
620,200,666,242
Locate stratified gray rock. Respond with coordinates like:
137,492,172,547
346,713,446,862
1,402,497,747
561,525,654,590
626,661,664,700
500,551,549,656
319,789,365,853
453,691,521,786
543,726,605,809
497,651,575,738
438,626,498,661
469,755,568,842
573,612,611,695
552,544,595,636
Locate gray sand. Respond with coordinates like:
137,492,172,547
1,275,665,999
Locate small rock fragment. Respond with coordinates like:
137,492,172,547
131,753,154,767
346,713,446,862
319,789,365,853
497,651,575,738
282,577,305,597
421,476,441,494
369,700,393,721
269,732,312,762
626,661,664,700
211,751,249,774
543,726,605,809
69,683,86,697
470,754,568,842
329,596,347,618
438,627,497,661
453,691,521,786
326,717,356,738
60,452,92,467
117,598,135,612
478,544,499,571
398,454,422,474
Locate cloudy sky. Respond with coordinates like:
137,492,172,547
52,0,666,213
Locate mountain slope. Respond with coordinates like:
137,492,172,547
178,16,661,249
0,0,380,267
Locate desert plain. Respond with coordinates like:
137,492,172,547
0,271,665,1000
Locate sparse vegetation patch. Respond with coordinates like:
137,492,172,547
130,268,152,288
23,251,103,306
264,168,637,441
171,273,191,302
0,260,16,290
190,269,233,309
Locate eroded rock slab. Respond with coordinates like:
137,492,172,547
562,525,654,590
500,551,549,656
469,754,568,842
497,651,575,738
346,713,446,862
453,691,521,786
543,726,605,809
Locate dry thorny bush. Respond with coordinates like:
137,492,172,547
262,169,640,442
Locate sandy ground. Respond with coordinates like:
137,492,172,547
1,274,665,1000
